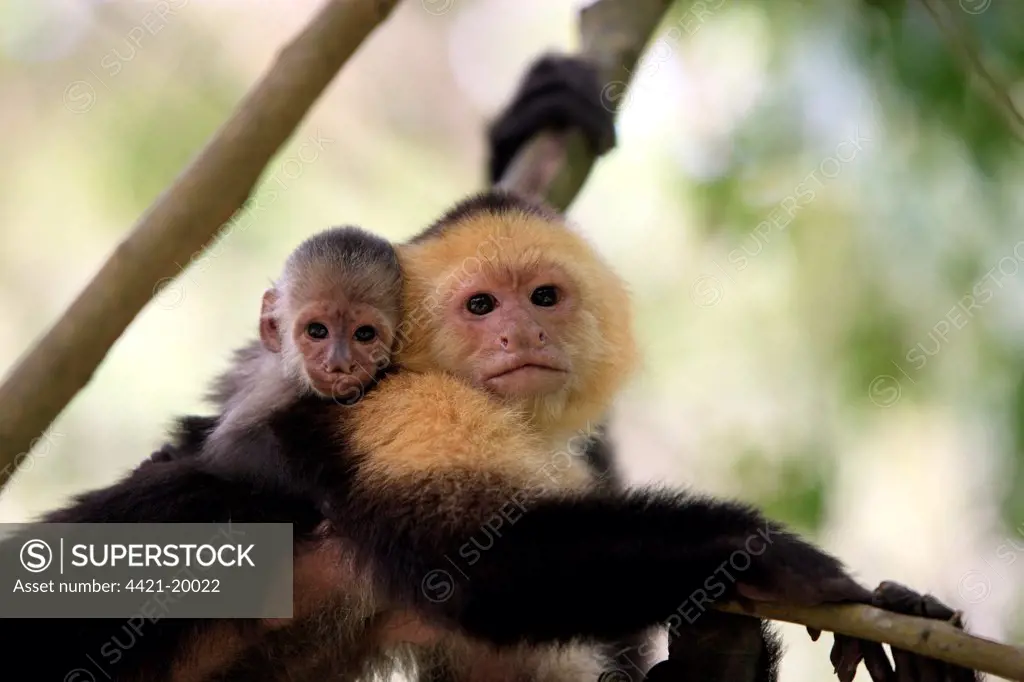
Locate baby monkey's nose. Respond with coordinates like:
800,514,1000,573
326,343,355,374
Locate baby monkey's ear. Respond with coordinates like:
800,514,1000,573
259,288,283,353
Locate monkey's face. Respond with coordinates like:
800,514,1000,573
289,299,394,404
397,209,638,434
444,267,574,399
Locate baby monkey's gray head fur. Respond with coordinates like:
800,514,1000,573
264,226,404,402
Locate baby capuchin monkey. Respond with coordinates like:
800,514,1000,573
154,226,401,467
219,224,400,407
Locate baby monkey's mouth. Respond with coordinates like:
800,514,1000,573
308,372,370,406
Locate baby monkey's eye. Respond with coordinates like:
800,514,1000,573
306,322,329,340
353,325,377,343
530,285,559,307
466,293,496,316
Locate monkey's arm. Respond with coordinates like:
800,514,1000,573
333,477,979,682
330,480,869,646
488,54,615,184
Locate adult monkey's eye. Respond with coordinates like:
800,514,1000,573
353,325,377,343
466,293,496,316
530,285,559,307
306,322,329,339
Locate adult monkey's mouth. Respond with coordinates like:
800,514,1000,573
489,363,565,379
483,356,570,396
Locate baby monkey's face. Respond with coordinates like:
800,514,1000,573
292,298,394,404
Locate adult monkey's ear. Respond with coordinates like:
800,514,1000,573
487,53,617,185
259,288,282,353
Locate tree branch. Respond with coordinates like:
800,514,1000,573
0,0,400,489
717,601,1024,681
919,0,1024,143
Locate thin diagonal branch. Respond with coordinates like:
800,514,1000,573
919,0,1024,143
0,0,400,489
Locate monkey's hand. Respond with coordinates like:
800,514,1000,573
488,53,616,183
819,581,980,682
399,493,875,645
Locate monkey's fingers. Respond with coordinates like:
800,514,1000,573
873,581,962,623
894,646,980,682
860,640,898,682
891,646,938,682
831,635,866,682
871,582,980,682
830,634,902,682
